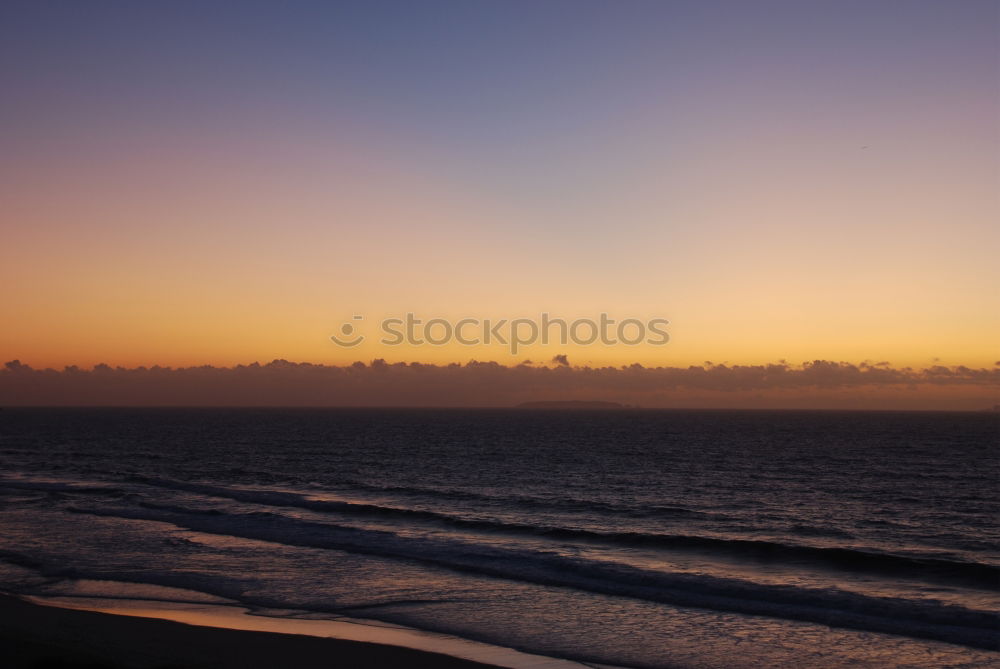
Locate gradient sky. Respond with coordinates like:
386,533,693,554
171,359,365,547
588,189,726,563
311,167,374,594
2,0,997,369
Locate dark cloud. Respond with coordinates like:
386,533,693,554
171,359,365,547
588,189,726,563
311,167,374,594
552,354,569,367
0,359,997,409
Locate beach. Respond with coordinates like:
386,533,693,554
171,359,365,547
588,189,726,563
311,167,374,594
1,594,499,669
3,0,997,666
1,408,997,668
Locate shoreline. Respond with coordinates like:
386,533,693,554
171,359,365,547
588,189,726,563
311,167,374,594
0,593,544,669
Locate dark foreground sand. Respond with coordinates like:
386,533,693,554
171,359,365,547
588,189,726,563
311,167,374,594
0,595,499,669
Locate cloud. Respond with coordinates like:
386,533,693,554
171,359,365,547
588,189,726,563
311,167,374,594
1,359,997,409
551,354,569,367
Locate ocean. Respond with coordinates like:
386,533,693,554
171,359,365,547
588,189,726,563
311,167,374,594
0,408,997,668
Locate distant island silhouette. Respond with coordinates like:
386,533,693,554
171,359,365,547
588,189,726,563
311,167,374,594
516,400,626,409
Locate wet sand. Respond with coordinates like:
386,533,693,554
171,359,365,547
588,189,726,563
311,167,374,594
0,594,499,669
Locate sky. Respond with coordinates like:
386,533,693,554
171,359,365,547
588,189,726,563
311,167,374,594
1,0,998,380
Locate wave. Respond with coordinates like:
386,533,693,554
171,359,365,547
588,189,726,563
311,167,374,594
335,478,717,519
0,478,129,497
125,477,999,589
137,474,720,520
66,502,1000,651
5,474,997,590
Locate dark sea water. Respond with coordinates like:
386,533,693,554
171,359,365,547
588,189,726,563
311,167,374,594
0,408,997,668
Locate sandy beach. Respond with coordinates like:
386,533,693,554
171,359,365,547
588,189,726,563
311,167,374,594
0,594,499,669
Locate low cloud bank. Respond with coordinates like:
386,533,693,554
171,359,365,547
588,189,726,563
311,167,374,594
2,359,998,409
